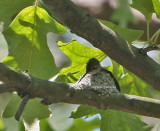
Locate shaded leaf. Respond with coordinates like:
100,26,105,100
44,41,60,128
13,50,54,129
40,119,54,131
0,0,34,29
3,5,66,79
131,0,154,22
100,20,143,43
100,110,148,131
2,94,51,124
67,118,100,131
22,98,51,124
70,105,99,119
127,71,153,97
2,93,21,118
58,40,106,82
111,0,136,27
18,121,25,131
2,117,19,131
71,105,148,131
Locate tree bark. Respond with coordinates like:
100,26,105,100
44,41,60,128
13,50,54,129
0,62,160,118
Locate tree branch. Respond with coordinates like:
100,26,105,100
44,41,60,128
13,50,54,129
0,63,160,118
0,83,15,93
44,0,160,91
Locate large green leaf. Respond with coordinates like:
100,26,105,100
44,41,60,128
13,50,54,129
22,98,51,124
2,93,51,124
57,40,106,82
2,5,67,79
0,0,34,29
100,110,148,131
70,105,148,131
131,0,154,22
152,0,160,18
100,20,144,43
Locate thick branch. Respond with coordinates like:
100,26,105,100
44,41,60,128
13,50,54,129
0,83,15,93
44,0,160,91
0,63,160,118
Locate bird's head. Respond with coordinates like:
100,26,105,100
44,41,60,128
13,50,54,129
86,58,101,74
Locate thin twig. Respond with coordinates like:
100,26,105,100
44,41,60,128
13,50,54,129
15,94,30,121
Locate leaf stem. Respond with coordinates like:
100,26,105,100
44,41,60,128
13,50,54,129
147,21,150,45
150,29,160,46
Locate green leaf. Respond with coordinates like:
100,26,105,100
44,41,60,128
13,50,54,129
70,105,99,119
22,98,51,124
0,0,34,29
71,105,149,131
100,20,144,43
2,93,21,118
0,119,4,131
40,119,54,131
67,118,100,131
131,0,154,22
58,40,106,82
18,121,25,131
111,0,136,27
2,94,51,124
152,0,160,18
127,71,153,97
3,5,67,79
100,110,148,131
108,60,154,97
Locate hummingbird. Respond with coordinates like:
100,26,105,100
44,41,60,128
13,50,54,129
78,58,120,92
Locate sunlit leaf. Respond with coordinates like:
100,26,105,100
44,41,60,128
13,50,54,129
57,40,106,82
3,5,67,79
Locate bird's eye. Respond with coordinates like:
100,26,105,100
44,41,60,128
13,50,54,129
92,66,97,70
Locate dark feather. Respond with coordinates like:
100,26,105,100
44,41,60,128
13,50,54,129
103,69,121,92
